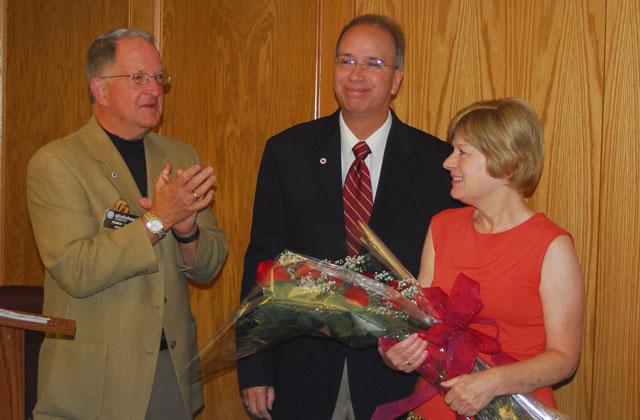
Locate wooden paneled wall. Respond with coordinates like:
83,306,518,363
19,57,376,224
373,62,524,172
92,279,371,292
596,0,640,415
1,0,638,419
2,0,126,286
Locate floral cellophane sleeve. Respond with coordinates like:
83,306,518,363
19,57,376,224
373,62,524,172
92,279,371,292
188,250,431,382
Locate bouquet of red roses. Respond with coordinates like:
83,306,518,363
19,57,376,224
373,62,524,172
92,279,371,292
192,227,570,419
193,250,431,378
236,252,430,352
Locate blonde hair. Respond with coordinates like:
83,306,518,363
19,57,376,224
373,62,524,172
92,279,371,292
447,97,543,197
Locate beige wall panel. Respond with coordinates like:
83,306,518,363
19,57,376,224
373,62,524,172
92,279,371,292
317,0,354,117
596,0,640,417
2,0,129,286
129,0,161,37
517,3,603,416
160,1,318,418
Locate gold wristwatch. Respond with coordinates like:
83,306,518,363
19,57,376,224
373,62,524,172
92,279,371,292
142,212,166,240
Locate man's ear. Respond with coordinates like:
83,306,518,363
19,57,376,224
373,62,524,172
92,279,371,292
391,68,404,96
89,77,108,106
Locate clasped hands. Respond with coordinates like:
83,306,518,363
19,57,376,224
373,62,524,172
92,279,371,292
139,163,217,236
378,333,498,417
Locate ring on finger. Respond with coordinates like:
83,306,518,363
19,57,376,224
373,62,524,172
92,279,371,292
193,191,200,200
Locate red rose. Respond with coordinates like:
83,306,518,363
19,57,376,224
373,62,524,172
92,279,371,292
328,276,344,287
256,260,274,283
387,296,402,311
343,284,369,307
256,260,290,287
273,266,290,281
294,263,322,280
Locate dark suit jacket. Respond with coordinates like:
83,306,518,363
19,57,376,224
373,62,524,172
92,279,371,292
238,110,456,419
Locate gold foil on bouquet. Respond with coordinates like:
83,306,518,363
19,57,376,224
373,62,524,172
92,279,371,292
357,221,415,280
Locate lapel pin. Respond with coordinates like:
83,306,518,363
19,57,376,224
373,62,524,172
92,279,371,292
319,158,327,165
111,171,117,178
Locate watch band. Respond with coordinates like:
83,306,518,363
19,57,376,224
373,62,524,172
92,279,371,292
172,225,200,244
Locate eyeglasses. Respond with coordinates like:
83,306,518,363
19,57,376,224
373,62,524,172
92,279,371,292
334,54,393,73
99,72,172,86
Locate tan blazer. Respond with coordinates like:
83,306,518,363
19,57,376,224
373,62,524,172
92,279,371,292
27,117,227,419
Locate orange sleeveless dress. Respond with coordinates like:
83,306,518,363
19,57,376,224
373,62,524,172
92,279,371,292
413,206,568,419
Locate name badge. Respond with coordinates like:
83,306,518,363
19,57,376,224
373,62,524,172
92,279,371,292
103,209,138,229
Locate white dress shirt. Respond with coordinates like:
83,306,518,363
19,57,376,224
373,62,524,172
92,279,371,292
339,111,392,201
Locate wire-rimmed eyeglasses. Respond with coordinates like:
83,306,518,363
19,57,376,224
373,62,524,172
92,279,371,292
99,71,172,85
334,54,393,73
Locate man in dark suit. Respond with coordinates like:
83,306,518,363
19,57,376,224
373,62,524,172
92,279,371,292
237,14,456,419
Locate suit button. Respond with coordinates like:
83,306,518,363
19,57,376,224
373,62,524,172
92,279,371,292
170,340,176,349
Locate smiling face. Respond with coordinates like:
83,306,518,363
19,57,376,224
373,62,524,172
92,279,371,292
443,135,508,205
91,37,164,139
333,23,403,126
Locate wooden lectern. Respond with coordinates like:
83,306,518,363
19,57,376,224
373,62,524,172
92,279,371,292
0,309,75,420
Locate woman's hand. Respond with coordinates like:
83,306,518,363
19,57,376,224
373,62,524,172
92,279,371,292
377,333,428,373
441,369,501,417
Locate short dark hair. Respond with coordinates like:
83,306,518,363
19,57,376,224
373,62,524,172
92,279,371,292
335,14,405,69
86,28,155,103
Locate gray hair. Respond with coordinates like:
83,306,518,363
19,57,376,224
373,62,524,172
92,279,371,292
86,28,155,103
335,14,405,69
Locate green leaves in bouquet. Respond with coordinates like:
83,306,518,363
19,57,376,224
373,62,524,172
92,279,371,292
237,252,424,352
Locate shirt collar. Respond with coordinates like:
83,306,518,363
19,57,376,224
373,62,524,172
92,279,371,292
339,111,392,158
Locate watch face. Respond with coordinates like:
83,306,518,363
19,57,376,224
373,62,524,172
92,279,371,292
143,212,165,239
148,219,163,232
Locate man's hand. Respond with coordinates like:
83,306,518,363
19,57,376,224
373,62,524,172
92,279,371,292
139,163,217,233
242,386,275,419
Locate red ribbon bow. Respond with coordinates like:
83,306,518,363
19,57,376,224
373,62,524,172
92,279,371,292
374,273,516,420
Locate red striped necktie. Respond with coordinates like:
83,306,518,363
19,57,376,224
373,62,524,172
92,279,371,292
343,141,373,256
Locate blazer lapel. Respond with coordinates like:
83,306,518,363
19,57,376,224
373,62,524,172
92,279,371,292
81,117,146,216
144,135,166,207
308,112,344,235
369,113,416,238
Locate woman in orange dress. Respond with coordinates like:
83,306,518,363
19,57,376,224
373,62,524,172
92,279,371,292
380,98,584,418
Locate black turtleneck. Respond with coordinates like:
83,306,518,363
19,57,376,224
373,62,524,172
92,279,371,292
105,130,147,197
104,129,169,348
